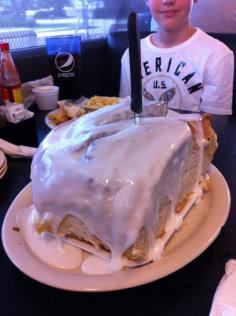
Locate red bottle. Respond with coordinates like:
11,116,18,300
0,42,23,104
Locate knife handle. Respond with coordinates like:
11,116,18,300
128,12,142,114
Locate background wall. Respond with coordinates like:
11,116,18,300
151,0,236,33
190,0,236,33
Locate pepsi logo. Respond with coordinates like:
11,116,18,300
55,52,75,73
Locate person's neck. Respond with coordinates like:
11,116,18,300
151,25,197,48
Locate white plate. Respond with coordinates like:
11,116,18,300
0,149,6,167
0,164,8,180
0,158,7,173
1,165,230,292
45,97,123,129
45,109,85,130
45,109,58,129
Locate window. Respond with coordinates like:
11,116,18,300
0,0,151,50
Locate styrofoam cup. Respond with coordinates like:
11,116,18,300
32,86,59,110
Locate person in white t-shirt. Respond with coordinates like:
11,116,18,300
119,0,234,115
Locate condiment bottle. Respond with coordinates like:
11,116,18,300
0,42,23,104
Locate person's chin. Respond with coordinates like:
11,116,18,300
160,21,179,32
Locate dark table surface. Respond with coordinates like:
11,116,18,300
0,111,235,316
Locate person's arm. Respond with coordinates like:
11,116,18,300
119,50,131,98
200,52,234,115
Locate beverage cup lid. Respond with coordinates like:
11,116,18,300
32,86,59,95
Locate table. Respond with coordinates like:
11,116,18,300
0,112,235,316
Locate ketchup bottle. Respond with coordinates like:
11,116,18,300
0,42,23,104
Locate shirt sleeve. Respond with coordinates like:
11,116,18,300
200,51,234,115
119,51,131,98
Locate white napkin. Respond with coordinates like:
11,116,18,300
210,260,236,316
0,138,37,157
0,102,34,123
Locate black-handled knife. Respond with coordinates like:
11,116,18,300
128,12,142,119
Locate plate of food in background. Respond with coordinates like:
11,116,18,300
45,96,123,129
45,100,86,129
81,95,122,112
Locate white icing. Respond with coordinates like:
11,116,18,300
81,255,115,275
17,206,83,270
30,102,206,271
149,188,202,261
16,184,203,275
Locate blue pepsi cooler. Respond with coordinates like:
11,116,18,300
46,35,81,100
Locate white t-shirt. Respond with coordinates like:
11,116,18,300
119,28,234,115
